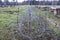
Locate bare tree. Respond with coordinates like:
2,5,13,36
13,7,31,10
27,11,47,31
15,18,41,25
12,0,16,6
16,0,18,5
4,0,9,6
0,0,2,6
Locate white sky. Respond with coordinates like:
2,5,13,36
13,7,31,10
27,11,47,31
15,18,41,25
2,0,25,2
2,0,59,2
36,0,59,1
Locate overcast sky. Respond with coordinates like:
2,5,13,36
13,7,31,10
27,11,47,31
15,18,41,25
36,0,59,1
2,0,59,2
2,0,25,2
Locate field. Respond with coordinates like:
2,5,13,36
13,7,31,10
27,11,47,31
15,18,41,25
0,5,60,40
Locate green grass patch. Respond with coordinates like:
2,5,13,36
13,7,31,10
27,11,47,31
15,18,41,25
48,22,60,37
0,6,28,27
0,6,28,40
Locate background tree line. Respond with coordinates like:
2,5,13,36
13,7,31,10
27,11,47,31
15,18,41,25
0,0,60,6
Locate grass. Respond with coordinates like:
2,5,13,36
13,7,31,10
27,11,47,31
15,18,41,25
0,6,28,40
33,7,60,37
33,7,49,18
0,6,28,27
0,5,60,40
34,7,60,22
48,12,60,22
0,13,17,27
48,22,60,37
0,6,28,11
